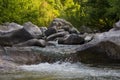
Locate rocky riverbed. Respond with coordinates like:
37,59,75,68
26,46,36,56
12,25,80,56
0,18,120,72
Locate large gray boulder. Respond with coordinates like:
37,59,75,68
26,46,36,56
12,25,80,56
0,22,22,31
23,22,42,38
79,25,92,33
0,45,80,65
0,23,33,46
75,30,120,64
0,47,47,64
48,18,80,34
49,18,73,29
109,20,120,31
58,34,85,45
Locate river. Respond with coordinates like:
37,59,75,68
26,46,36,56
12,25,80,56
0,62,119,80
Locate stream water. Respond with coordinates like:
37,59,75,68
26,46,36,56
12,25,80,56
0,62,120,80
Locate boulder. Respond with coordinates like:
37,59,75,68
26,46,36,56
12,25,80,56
0,44,80,65
79,25,92,33
49,18,73,28
75,30,120,64
0,59,17,71
58,34,85,45
0,22,22,31
40,27,47,36
47,41,57,46
0,47,49,64
48,18,79,34
45,27,57,37
14,39,46,47
109,20,120,31
0,23,33,46
57,29,65,32
23,22,42,38
47,31,69,41
114,20,120,28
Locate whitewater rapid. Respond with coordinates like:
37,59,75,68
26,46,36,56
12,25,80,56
19,62,120,78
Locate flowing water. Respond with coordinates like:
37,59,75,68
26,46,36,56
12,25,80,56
0,62,120,80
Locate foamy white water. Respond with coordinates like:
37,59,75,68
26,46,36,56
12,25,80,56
19,62,120,78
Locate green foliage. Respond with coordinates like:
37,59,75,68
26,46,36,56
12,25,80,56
0,0,38,24
0,0,60,26
0,0,81,27
0,0,120,31
81,0,120,31
58,0,81,28
84,0,111,31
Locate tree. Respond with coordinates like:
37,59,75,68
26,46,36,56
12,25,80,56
0,0,119,32
83,0,111,31
58,0,81,28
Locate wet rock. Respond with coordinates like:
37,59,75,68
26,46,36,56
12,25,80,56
45,27,57,37
23,22,42,38
58,34,85,45
14,39,46,47
0,23,33,46
47,31,69,41
75,30,120,64
0,45,80,65
0,47,48,64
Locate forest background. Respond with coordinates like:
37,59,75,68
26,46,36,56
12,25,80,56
0,0,120,32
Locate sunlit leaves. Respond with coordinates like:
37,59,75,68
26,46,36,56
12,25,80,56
0,0,119,32
0,0,80,27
